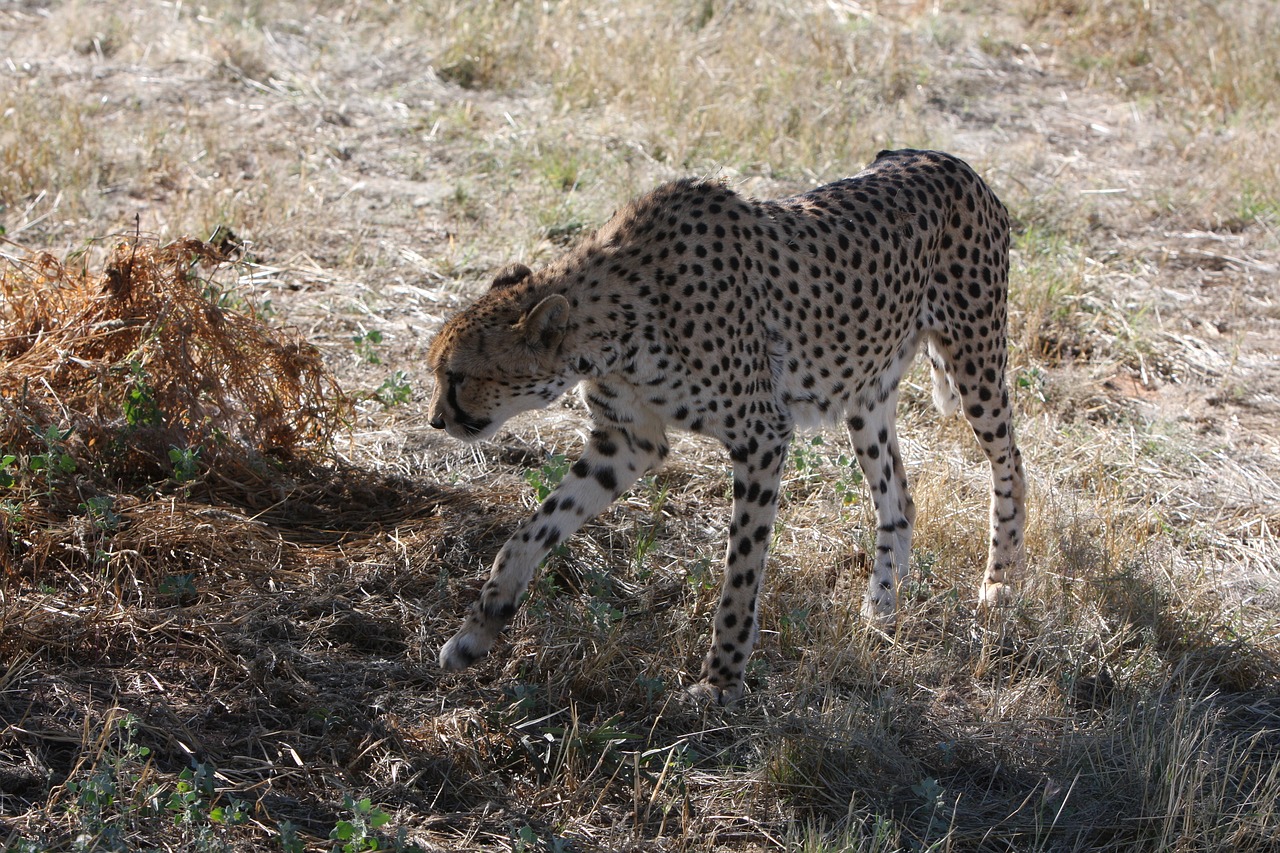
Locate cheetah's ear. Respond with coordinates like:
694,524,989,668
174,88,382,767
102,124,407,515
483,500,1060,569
490,263,532,292
519,294,570,355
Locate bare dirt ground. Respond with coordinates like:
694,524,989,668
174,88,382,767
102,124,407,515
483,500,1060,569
2,2,1279,851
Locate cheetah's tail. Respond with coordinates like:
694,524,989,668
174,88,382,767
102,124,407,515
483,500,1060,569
926,338,961,417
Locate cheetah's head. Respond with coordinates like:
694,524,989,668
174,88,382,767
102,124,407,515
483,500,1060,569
426,263,573,442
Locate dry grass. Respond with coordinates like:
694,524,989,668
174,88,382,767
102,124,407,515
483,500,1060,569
1024,0,1280,114
2,1,1279,851
427,1,939,172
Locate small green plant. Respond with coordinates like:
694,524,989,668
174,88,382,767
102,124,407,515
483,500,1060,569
79,495,121,532
526,453,569,502
277,820,305,853
375,371,413,407
499,682,542,723
352,329,384,364
60,715,161,848
580,561,615,600
1017,366,1048,403
0,500,23,547
790,434,827,477
911,776,951,840
513,824,571,853
169,444,202,483
32,425,79,479
330,794,391,853
791,435,863,504
165,762,215,825
632,476,669,578
779,606,811,648
540,151,581,192
159,572,199,605
1,428,80,496
902,550,938,604
123,361,164,427
515,713,641,789
833,450,864,506
514,825,539,853
685,556,716,593
636,673,665,704
587,597,625,632
0,454,18,488
526,572,564,621
1236,183,1280,227
200,280,252,314
159,759,247,849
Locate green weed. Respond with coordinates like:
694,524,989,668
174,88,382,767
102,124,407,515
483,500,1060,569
122,362,163,428
276,821,305,853
79,495,120,532
632,476,670,578
168,444,201,483
329,795,391,853
158,572,198,605
513,824,571,853
526,453,570,502
352,329,384,365
790,434,863,506
375,371,413,407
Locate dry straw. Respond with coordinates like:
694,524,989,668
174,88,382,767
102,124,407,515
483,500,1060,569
0,237,344,472
0,236,360,586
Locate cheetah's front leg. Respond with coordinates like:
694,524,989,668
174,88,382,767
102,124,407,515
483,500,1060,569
689,435,791,705
440,422,667,671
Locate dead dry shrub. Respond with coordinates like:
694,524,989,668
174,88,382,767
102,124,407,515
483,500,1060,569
0,237,345,467
0,237,352,583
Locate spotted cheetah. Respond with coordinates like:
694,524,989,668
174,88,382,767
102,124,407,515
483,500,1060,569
427,149,1026,704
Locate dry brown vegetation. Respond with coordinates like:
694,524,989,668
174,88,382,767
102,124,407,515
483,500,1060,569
2,1,1279,851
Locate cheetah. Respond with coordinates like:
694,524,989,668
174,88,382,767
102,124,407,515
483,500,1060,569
427,149,1026,704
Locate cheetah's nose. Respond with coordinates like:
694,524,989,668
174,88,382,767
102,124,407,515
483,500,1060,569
429,413,446,430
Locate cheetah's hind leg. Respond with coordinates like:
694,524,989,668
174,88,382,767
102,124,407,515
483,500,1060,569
847,393,915,626
940,348,1027,609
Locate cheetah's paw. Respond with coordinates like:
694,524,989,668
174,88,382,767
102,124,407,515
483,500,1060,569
860,593,898,628
685,679,743,707
978,581,1015,609
439,629,493,672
